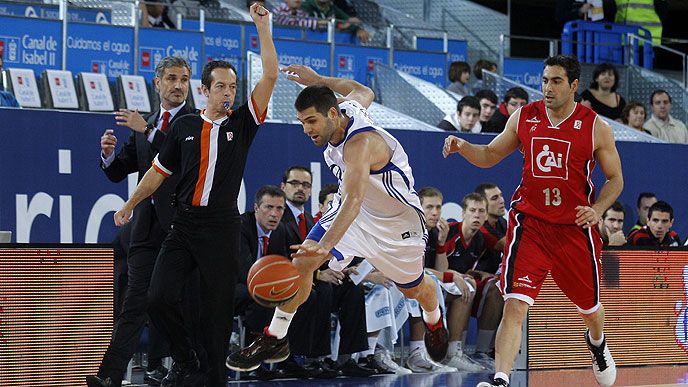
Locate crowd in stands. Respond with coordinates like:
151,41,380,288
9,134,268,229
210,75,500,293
441,60,688,144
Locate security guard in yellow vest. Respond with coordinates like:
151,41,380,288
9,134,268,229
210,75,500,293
615,0,662,45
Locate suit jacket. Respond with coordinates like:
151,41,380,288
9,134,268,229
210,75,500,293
281,204,315,248
239,211,289,285
100,105,194,240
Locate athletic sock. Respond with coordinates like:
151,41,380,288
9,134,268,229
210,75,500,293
409,340,424,352
422,305,441,326
267,308,295,339
448,340,460,355
495,372,509,384
590,332,605,347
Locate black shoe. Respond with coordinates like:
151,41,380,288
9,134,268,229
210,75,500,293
423,315,449,362
338,358,377,377
144,365,169,386
310,360,342,379
85,376,114,387
359,354,394,375
160,361,182,387
162,351,204,387
279,357,323,379
226,328,290,372
477,377,509,386
248,366,287,381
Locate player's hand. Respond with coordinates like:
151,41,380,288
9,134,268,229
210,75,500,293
114,206,133,227
249,2,270,26
437,217,449,246
442,135,465,158
575,205,600,228
281,64,322,87
364,270,392,287
342,266,359,276
115,109,148,133
319,268,345,285
607,227,626,246
450,271,471,303
101,129,117,158
290,239,330,260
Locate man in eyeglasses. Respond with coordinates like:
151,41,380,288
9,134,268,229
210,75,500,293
488,87,529,133
280,165,315,245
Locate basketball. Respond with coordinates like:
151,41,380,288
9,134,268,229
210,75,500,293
247,255,301,308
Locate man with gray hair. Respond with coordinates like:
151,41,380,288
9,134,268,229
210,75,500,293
87,56,195,387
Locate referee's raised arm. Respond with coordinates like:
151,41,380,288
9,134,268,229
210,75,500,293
248,2,279,118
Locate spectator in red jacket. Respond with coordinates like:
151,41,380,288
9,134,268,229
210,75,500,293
627,200,681,247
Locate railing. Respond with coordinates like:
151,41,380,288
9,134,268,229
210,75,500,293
626,33,687,88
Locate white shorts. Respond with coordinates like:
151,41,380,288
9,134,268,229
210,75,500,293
306,220,426,286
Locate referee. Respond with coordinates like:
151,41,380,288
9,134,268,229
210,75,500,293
113,4,277,386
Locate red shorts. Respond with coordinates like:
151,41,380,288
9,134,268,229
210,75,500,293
471,276,499,317
499,210,603,313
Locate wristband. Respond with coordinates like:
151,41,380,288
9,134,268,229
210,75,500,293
436,243,447,254
315,270,321,281
442,271,454,283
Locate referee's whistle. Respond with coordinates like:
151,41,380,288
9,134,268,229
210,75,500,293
223,101,230,111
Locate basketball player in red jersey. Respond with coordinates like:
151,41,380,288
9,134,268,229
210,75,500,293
443,55,623,387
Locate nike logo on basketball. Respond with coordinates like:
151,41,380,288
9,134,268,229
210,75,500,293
269,286,291,297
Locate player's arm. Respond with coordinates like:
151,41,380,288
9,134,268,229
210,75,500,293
442,108,522,168
114,166,166,226
249,3,279,116
577,118,624,227
281,64,375,108
317,134,376,252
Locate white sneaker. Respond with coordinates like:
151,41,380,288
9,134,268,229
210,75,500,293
406,347,458,373
470,351,495,371
445,351,485,372
477,377,509,386
374,348,412,375
586,330,616,387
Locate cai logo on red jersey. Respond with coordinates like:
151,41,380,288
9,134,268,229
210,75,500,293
530,137,570,180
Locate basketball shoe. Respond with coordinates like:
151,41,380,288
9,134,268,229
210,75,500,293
423,313,449,362
225,327,290,372
477,377,509,386
585,330,616,387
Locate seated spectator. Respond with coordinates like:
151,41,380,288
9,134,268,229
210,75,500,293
627,200,681,247
599,201,626,247
314,183,337,222
447,61,471,96
645,89,688,144
302,0,370,43
620,101,652,134
141,0,176,29
0,57,20,108
631,192,657,232
488,87,528,133
471,59,497,94
580,63,625,120
475,90,498,133
438,96,481,133
273,0,327,30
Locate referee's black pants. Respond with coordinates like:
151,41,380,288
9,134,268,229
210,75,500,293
148,207,239,387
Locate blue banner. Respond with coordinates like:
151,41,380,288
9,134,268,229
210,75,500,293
0,15,62,73
416,37,443,52
66,23,134,79
334,45,388,85
393,50,446,87
138,28,202,79
186,20,243,78
0,2,111,23
503,57,543,90
447,39,468,63
274,26,304,40
3,108,684,243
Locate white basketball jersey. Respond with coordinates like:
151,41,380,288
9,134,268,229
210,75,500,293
319,100,427,245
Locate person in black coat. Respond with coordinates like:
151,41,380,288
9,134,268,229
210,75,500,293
88,56,195,387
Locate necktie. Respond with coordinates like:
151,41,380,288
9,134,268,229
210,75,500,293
261,235,269,257
297,213,307,241
160,111,171,132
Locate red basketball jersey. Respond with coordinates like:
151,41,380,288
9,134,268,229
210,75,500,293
511,100,598,224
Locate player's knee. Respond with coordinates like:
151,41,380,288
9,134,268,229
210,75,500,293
502,298,529,322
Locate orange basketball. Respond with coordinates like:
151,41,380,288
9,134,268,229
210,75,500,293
247,255,301,308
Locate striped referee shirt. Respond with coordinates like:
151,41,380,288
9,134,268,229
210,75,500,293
153,96,266,211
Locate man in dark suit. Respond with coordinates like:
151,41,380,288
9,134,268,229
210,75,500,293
87,56,194,387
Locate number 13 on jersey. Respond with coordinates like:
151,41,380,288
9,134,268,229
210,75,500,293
543,187,562,206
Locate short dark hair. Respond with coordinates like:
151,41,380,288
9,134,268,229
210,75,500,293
255,185,286,206
295,85,338,116
504,87,529,103
201,60,237,89
418,186,443,203
475,89,498,105
636,192,656,208
154,56,191,80
461,192,487,210
473,59,497,80
602,201,625,219
457,95,480,114
648,200,673,221
448,61,471,83
474,183,498,199
589,63,620,92
282,165,312,183
318,183,338,205
620,101,646,125
543,55,581,85
650,89,672,104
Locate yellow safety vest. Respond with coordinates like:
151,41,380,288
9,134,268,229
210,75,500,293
615,0,662,45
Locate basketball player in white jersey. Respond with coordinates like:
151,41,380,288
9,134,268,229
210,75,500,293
226,65,449,372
